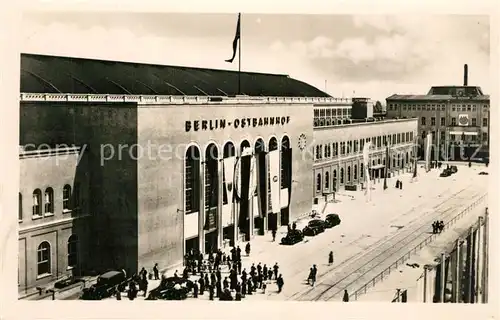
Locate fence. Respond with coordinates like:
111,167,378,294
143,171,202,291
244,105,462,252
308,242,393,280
351,194,487,300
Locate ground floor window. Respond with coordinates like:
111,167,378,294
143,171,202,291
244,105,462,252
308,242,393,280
37,241,51,276
67,235,78,268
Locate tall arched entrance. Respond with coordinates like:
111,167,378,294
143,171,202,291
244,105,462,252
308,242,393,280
254,138,266,235
204,143,219,254
237,140,252,241
184,145,201,256
280,136,292,226
267,137,279,231
222,142,236,246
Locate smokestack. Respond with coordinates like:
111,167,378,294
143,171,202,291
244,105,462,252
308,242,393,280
463,64,468,86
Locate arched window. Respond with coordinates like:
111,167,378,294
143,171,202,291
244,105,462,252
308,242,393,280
340,168,344,184
67,235,78,268
354,165,358,180
32,189,42,216
63,185,71,211
37,241,51,276
44,188,54,214
281,136,291,189
378,158,381,165
18,193,23,221
347,166,351,183
316,173,321,192
185,146,201,214
325,172,329,189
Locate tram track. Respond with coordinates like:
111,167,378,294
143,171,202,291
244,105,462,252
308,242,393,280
290,186,486,301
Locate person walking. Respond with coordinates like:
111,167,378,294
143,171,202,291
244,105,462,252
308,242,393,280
263,264,268,281
193,280,199,298
209,284,214,301
273,263,279,280
399,181,403,190
199,273,205,295
343,289,349,302
245,242,251,256
153,263,159,280
328,251,334,265
276,274,284,293
272,229,277,242
307,268,313,285
311,265,317,286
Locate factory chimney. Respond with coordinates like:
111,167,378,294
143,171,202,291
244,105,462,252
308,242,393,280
463,64,468,86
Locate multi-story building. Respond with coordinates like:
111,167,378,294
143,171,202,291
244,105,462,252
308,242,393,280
386,64,490,162
18,53,418,292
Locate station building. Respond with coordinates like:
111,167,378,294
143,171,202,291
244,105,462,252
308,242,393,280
386,64,490,161
18,53,417,291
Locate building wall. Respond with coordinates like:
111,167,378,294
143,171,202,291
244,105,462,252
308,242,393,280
20,102,140,275
312,119,418,195
19,150,91,290
136,102,313,268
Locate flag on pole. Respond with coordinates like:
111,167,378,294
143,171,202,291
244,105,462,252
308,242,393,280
383,145,389,190
225,13,241,63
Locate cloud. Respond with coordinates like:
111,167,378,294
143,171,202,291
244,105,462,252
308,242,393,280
21,14,490,103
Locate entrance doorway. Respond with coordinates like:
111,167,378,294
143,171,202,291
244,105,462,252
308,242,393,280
254,216,264,235
268,213,278,231
204,230,218,254
223,225,235,247
280,207,290,226
185,237,199,257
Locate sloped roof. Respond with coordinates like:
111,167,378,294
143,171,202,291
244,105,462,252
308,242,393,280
20,53,330,98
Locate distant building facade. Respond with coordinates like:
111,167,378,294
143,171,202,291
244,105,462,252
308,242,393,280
386,65,490,161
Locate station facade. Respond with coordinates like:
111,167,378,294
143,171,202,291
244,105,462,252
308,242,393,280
18,53,418,291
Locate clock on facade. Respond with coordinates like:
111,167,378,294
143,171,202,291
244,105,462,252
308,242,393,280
298,133,307,151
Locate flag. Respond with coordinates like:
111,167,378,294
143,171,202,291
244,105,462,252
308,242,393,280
225,13,241,63
383,145,389,190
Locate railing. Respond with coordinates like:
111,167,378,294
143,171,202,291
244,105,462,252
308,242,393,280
20,93,353,105
351,194,487,300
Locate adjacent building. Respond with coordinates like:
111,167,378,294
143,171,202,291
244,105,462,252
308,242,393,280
386,64,490,161
18,53,418,292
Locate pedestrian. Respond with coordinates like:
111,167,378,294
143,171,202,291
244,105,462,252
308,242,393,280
245,242,251,256
204,273,210,289
273,263,279,280
216,268,222,282
329,251,334,265
153,263,159,280
263,264,268,281
247,278,253,295
250,263,256,276
241,268,247,281
258,272,263,289
193,280,199,298
199,273,205,295
237,260,242,275
307,268,313,284
276,274,284,293
142,277,148,297
257,262,262,275
262,281,267,294
343,289,349,302
115,285,121,300
395,180,399,188
139,267,147,279
174,269,179,279
242,278,247,295
268,269,273,281
311,265,317,286
272,229,277,242
216,280,222,298
399,181,403,190
432,221,436,234
236,246,242,261
192,260,197,275
468,161,472,168
209,284,214,300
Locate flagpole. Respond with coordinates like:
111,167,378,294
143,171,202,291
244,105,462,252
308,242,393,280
238,13,241,95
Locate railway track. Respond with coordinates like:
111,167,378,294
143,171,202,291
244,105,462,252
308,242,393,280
288,185,486,301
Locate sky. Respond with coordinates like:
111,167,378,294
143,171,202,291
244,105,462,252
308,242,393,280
21,12,490,103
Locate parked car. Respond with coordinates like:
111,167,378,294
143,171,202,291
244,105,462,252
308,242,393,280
80,270,126,300
281,229,304,245
146,277,194,300
302,219,326,236
440,169,452,177
324,213,341,228
479,171,489,175
450,165,458,174
54,276,85,289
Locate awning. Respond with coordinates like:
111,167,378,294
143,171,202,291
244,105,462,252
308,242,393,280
449,131,478,136
370,164,385,169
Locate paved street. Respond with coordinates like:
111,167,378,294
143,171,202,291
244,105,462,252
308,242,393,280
94,164,488,302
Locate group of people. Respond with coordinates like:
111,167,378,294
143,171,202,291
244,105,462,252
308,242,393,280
114,268,150,300
432,220,445,234
395,179,404,189
186,243,285,300
306,265,318,286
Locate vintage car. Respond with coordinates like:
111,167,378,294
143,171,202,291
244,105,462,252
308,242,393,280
80,270,126,300
146,277,194,300
440,169,452,177
280,229,304,245
450,165,458,174
478,171,489,175
302,219,327,236
324,213,341,228
54,276,85,289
